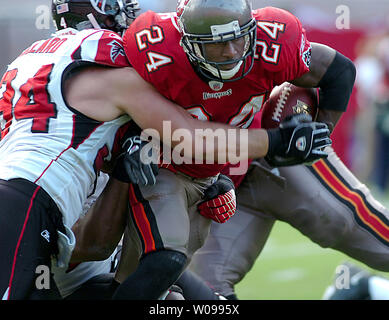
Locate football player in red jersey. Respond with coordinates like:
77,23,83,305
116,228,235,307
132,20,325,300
114,0,388,300
156,0,389,300
0,0,329,300
108,0,339,300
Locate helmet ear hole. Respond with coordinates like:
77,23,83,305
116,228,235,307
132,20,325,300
104,16,116,29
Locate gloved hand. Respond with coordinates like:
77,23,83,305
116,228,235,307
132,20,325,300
265,114,332,167
112,135,158,185
198,174,236,223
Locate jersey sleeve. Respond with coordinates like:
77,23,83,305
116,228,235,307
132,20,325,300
76,29,130,67
254,7,312,85
122,11,176,94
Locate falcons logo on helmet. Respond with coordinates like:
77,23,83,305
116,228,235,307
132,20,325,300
108,40,126,63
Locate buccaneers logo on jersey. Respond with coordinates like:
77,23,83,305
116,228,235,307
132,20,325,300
108,40,125,63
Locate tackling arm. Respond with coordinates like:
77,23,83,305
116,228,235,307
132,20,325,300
291,43,356,131
65,65,269,161
65,66,330,167
113,67,270,162
115,68,331,164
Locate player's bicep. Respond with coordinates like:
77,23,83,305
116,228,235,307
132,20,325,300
291,43,336,87
64,65,124,121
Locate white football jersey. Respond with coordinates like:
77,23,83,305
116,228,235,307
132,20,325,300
53,172,116,298
0,28,131,230
54,256,114,298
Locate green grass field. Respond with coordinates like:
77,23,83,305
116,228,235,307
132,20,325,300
235,219,389,300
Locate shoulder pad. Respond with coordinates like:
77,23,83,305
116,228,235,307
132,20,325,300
122,11,187,90
75,29,129,67
253,7,311,82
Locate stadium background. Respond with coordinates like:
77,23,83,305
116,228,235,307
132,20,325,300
1,0,389,299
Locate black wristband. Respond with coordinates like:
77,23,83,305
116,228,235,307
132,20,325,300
266,128,283,157
317,51,356,112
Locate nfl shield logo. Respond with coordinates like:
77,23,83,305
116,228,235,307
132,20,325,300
209,81,223,91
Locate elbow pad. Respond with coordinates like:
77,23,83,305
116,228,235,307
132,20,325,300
317,51,356,112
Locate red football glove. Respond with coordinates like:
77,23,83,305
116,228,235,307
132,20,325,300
198,174,236,223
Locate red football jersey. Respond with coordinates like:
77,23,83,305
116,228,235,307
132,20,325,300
123,7,311,178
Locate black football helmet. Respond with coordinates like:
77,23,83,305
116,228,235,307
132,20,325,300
177,0,257,82
52,0,140,34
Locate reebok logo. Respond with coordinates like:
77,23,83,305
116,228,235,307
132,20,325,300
41,230,50,243
296,136,306,152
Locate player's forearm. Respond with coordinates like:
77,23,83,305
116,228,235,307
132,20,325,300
133,110,270,164
291,43,355,132
118,69,270,162
70,178,129,263
189,120,269,163
248,128,270,158
122,77,270,162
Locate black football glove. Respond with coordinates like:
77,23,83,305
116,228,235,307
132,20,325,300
112,135,159,185
265,114,332,167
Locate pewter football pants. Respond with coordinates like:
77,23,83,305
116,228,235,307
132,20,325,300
190,147,389,297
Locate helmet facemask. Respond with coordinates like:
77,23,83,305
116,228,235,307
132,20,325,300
115,0,140,31
88,0,140,33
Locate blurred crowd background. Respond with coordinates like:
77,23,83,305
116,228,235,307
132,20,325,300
1,0,389,195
